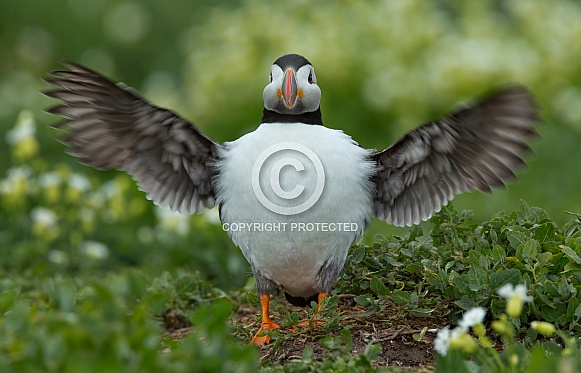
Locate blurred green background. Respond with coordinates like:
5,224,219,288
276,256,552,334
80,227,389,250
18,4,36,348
1,0,580,289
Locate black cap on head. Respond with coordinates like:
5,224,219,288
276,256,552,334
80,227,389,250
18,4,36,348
273,54,312,70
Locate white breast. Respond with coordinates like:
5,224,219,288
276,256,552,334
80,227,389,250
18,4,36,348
214,123,375,296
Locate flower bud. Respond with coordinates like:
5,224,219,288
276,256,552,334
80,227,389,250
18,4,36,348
449,332,476,353
510,354,519,367
492,320,509,335
473,323,486,338
531,321,555,336
506,295,524,317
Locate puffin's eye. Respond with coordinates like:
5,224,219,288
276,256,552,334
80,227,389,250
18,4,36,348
308,72,313,84
269,72,273,83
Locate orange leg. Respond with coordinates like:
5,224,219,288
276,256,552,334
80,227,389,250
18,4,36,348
249,294,279,346
295,292,327,328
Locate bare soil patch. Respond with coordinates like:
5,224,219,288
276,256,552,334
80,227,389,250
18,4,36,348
235,296,446,371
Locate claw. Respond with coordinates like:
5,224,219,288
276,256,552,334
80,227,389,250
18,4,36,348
249,292,328,345
250,320,279,346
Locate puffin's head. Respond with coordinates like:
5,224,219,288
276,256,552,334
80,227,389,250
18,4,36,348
263,54,321,115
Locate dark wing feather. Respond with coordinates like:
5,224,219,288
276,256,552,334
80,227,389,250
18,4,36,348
371,86,539,227
43,61,220,213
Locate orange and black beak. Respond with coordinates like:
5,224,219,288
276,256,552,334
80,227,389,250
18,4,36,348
282,68,298,109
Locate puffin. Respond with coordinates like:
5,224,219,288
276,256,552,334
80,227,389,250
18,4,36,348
43,54,538,346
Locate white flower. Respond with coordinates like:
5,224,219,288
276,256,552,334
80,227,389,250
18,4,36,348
39,172,61,187
434,325,467,356
0,166,32,195
458,307,487,330
48,250,68,265
5,110,35,144
497,284,533,302
31,206,58,228
434,326,451,356
69,173,91,192
81,241,109,260
155,206,190,236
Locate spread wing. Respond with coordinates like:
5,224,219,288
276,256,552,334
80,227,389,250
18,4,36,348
43,61,220,214
371,86,539,227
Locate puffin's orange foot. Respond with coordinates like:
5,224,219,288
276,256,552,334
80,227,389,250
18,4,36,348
289,319,325,332
298,319,325,327
249,321,279,346
289,292,327,332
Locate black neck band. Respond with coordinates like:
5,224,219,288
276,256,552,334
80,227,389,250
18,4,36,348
261,108,323,125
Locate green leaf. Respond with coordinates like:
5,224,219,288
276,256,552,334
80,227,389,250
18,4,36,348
467,265,487,291
469,250,484,268
351,246,366,263
490,269,521,290
412,327,428,341
534,222,555,242
247,291,259,308
521,239,540,260
561,245,581,264
536,290,556,308
409,308,434,317
434,270,448,291
506,229,529,250
575,303,581,318
541,305,565,322
370,277,388,296
354,295,372,307
405,262,423,274
544,281,559,297
563,262,581,273
340,328,353,351
302,346,313,361
567,297,579,319
364,343,381,361
491,245,506,261
527,346,557,373
454,295,478,310
0,290,16,313
453,275,470,294
392,290,410,306
535,252,553,268
519,200,533,222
